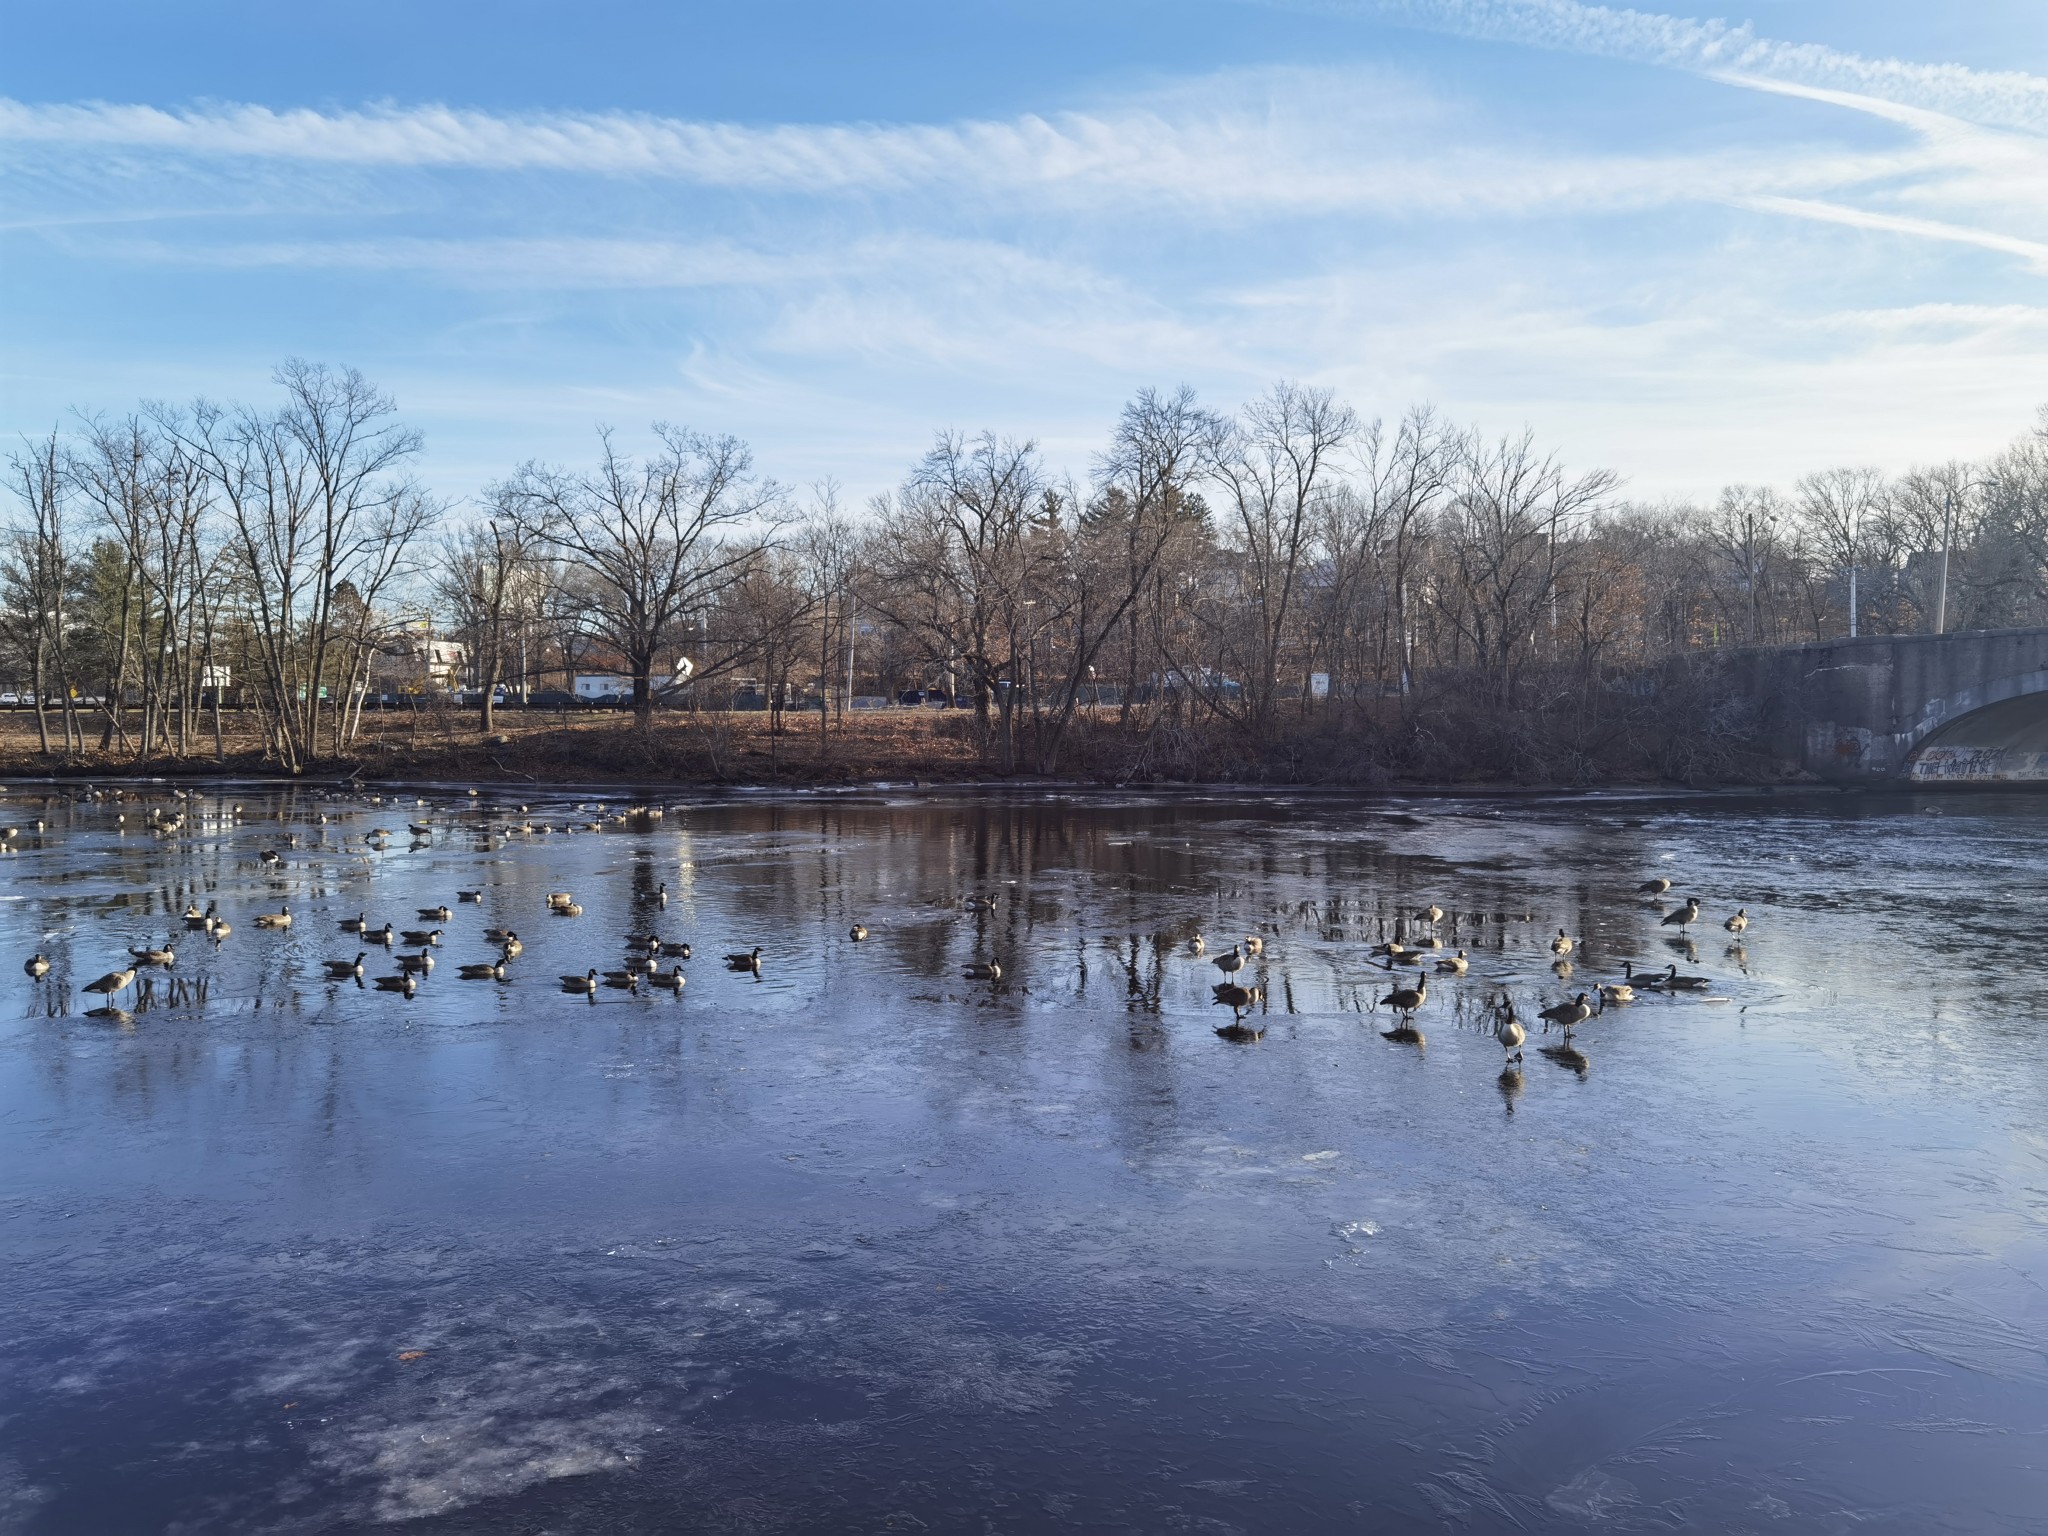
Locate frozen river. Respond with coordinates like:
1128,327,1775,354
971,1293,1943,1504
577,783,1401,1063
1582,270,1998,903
2,785,2045,1533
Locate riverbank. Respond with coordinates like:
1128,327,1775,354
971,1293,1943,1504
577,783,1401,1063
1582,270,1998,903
0,705,1802,790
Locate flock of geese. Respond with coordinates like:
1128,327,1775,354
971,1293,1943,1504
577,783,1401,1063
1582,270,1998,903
1190,872,1746,1064
13,789,1748,1081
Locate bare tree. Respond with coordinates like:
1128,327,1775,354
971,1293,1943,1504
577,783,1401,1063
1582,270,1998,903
1434,431,1616,702
1795,466,1886,639
176,362,438,771
500,425,783,728
435,510,537,733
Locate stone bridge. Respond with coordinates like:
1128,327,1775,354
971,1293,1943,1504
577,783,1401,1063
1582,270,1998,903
1718,627,2048,784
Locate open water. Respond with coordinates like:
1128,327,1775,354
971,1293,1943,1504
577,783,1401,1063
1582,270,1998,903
2,785,2045,1533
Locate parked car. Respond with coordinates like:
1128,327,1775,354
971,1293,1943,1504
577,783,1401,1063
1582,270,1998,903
897,689,924,706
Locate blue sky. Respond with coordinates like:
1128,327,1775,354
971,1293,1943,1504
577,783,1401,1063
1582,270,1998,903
4,0,2046,507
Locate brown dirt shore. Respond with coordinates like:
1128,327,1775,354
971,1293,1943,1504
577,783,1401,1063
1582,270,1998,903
0,708,1808,793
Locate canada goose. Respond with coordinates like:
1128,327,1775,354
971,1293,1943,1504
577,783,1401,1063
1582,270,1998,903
965,895,998,912
624,932,660,951
24,954,50,978
1638,877,1672,896
646,966,686,991
724,947,763,971
483,926,517,943
623,953,656,974
1243,935,1265,956
1620,959,1664,989
129,941,176,967
1213,944,1246,978
1661,964,1711,991
1550,930,1574,955
457,952,509,979
546,892,576,909
1212,981,1257,1014
340,913,369,933
207,917,232,940
325,953,367,978
849,924,869,942
601,971,642,991
396,948,435,975
1539,993,1594,1032
1495,1011,1526,1061
399,928,444,947
560,969,599,993
500,934,523,957
374,973,418,996
1598,982,1634,1004
83,967,137,996
407,822,432,837
457,889,483,902
254,904,292,930
963,962,1002,981
370,922,395,946
366,829,391,843
553,903,584,918
1414,903,1444,924
1435,949,1470,975
1188,933,1205,955
661,940,691,959
1379,971,1428,1016
189,901,219,931
1723,908,1749,933
1661,898,1702,931
183,901,206,922
417,905,452,923
639,883,669,908
1371,943,1423,968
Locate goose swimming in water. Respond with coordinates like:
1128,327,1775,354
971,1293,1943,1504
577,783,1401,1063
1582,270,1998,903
129,940,176,967
374,973,418,996
395,948,435,975
1660,964,1711,991
399,928,443,947
849,924,868,942
1435,949,1470,974
724,947,763,971
1243,935,1265,956
24,954,50,978
254,904,292,930
417,905,453,923
1414,904,1444,924
963,962,1002,981
325,953,367,978
560,969,599,993
646,966,686,991
1188,933,1205,956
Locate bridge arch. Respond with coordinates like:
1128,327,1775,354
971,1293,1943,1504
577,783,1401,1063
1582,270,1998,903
1905,673,2048,783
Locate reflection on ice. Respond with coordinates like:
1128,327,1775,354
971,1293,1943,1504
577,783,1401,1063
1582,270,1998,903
1,786,2046,1530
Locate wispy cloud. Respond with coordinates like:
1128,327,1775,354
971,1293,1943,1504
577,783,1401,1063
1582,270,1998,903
1304,0,2048,135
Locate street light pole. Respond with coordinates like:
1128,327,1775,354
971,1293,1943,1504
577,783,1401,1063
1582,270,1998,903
1932,473,1988,636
